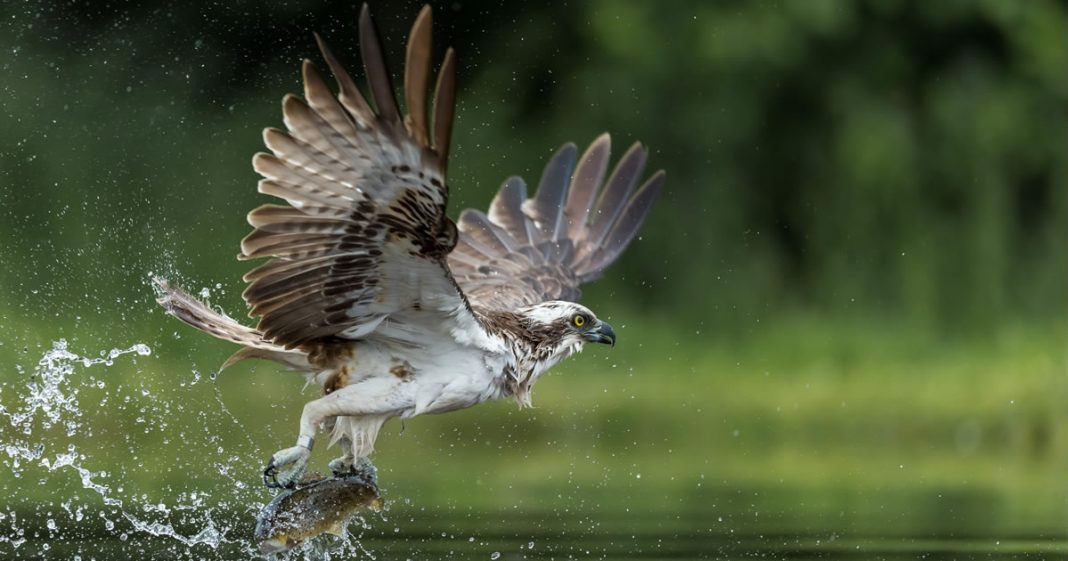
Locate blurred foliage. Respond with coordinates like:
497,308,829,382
1,0,1065,336
0,0,1066,550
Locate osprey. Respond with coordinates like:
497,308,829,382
156,4,663,489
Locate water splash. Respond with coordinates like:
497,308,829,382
0,339,381,560
0,340,244,558
121,512,225,548
5,340,150,505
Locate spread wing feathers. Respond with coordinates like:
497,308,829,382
153,278,310,370
449,134,665,310
239,4,467,350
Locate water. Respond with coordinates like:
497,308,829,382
11,508,1067,560
1,340,251,558
1,341,1063,560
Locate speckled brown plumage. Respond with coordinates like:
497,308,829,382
156,4,662,383
322,365,349,395
155,5,660,487
235,5,462,351
449,136,665,311
304,338,354,371
477,306,578,373
389,361,415,380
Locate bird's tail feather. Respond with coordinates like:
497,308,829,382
153,277,309,370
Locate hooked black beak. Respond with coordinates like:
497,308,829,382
584,321,616,347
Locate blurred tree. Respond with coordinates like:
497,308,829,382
0,0,1063,338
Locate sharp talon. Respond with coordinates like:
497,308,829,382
329,456,355,477
263,458,282,489
261,446,311,489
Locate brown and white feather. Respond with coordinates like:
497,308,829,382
239,4,464,351
449,134,665,311
156,5,664,410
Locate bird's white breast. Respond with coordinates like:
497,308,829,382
319,310,513,420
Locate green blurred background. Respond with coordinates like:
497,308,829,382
1,0,1066,555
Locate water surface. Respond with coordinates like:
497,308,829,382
2,337,1064,560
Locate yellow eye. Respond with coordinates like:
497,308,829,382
573,314,586,327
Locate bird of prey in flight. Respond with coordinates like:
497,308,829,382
156,4,664,489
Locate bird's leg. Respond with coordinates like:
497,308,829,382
351,456,379,487
328,434,355,477
262,435,314,489
327,433,378,486
263,379,400,488
263,400,338,489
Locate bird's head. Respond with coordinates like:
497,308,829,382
501,301,616,407
518,301,617,355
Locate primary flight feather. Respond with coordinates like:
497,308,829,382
156,3,664,489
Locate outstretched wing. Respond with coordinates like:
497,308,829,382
240,5,465,350
449,134,665,310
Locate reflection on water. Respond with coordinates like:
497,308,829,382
2,341,1064,560
12,506,1068,560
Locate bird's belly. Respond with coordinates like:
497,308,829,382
406,347,507,416
320,340,507,418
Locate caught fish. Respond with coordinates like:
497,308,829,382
254,472,383,553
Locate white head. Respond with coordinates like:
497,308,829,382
502,300,616,406
516,300,616,364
